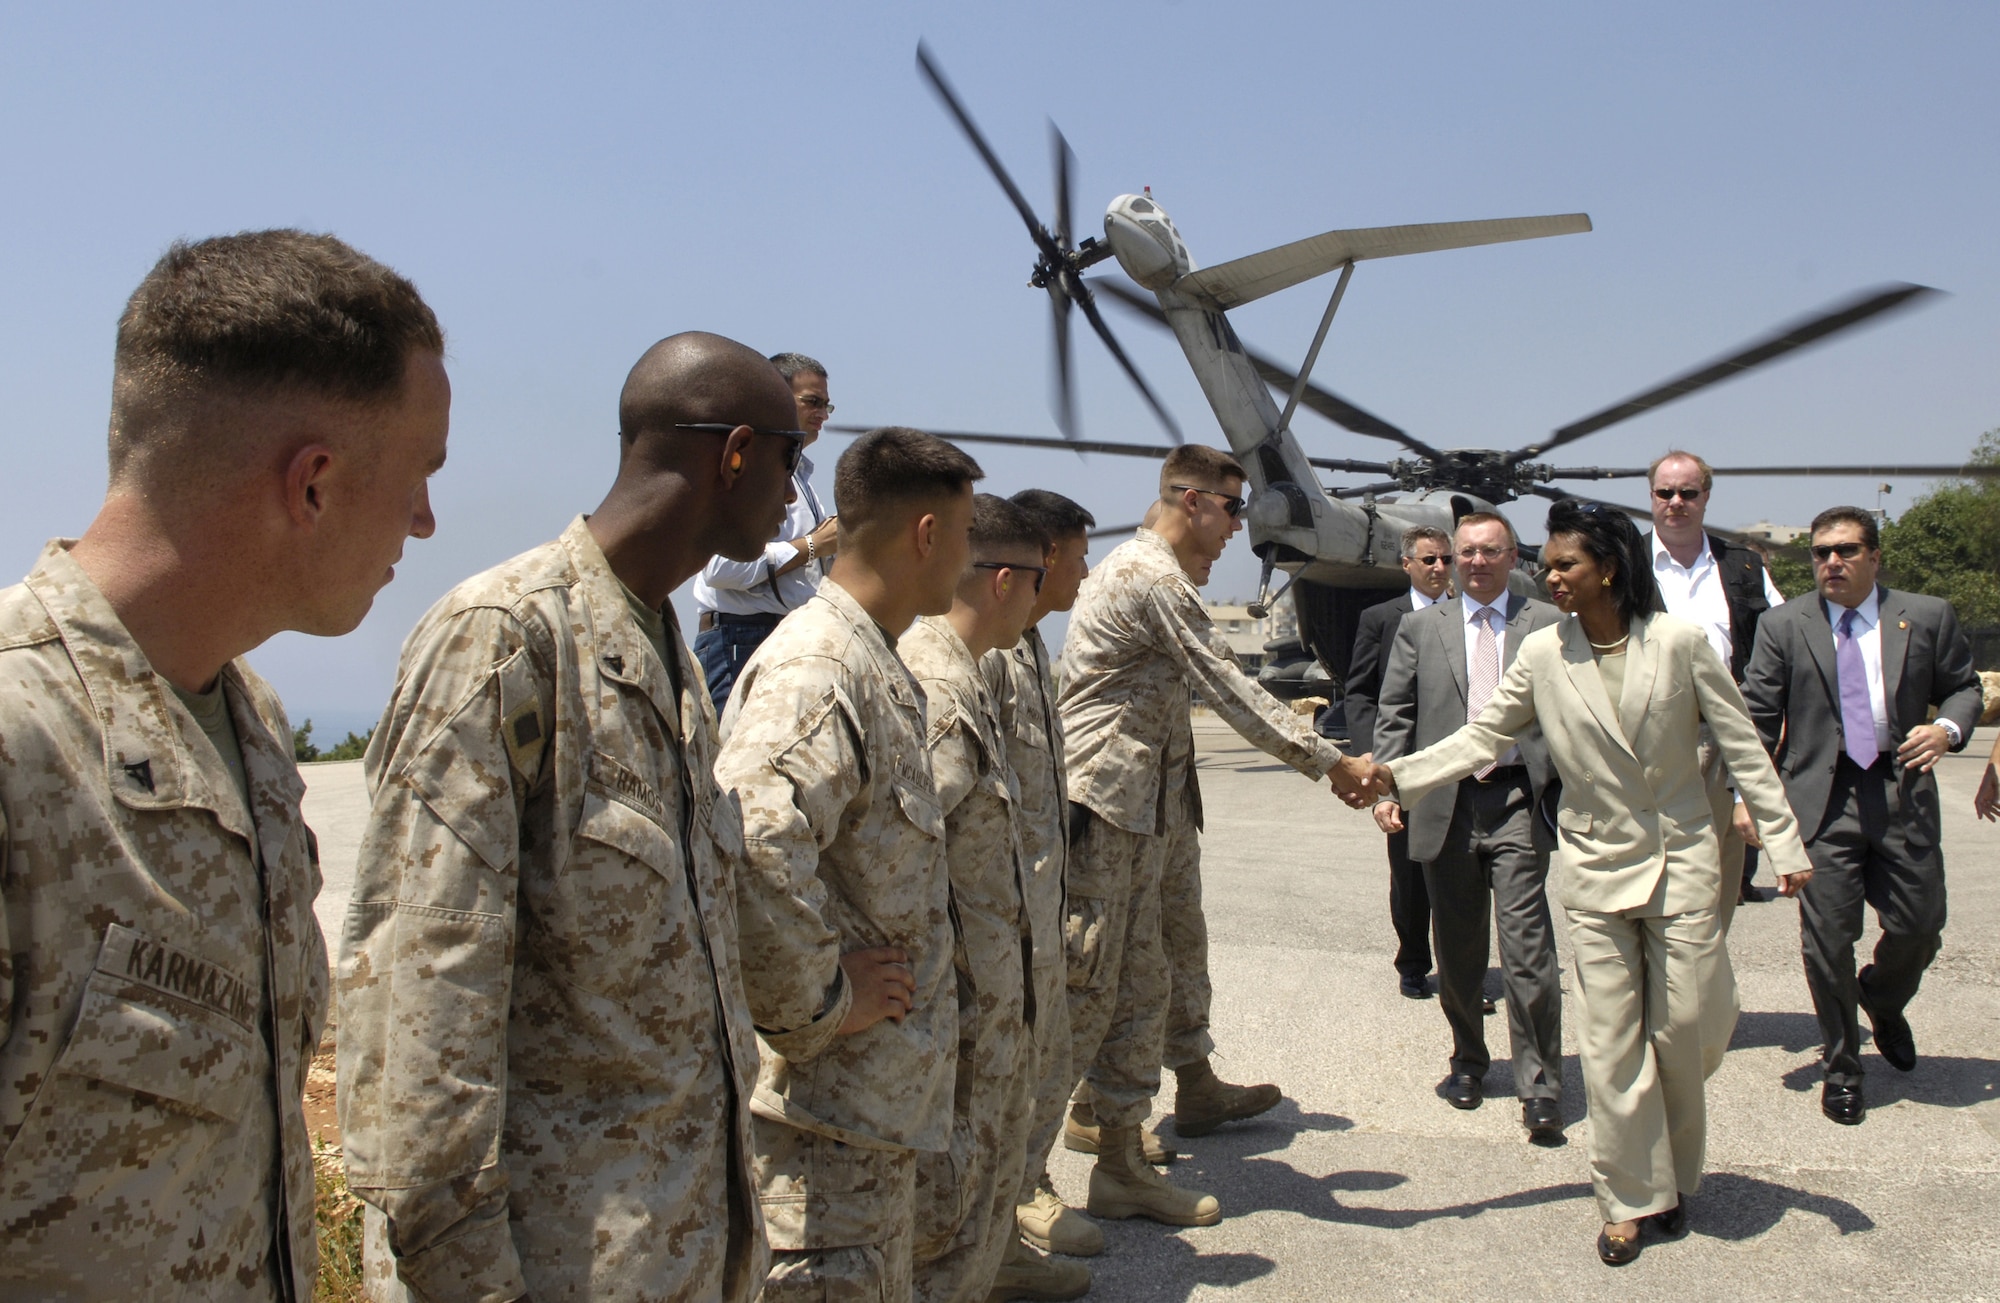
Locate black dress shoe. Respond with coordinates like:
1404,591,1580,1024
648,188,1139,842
1596,1227,1640,1266
1400,975,1433,1000
1739,884,1766,904
1857,965,1916,1072
1649,1199,1688,1238
1523,1098,1563,1143
1444,1072,1484,1110
1481,996,1497,1015
1821,1081,1865,1125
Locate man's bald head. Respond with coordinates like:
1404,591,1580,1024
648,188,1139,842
617,331,796,455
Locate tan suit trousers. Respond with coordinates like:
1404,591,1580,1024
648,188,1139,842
1567,906,1720,1224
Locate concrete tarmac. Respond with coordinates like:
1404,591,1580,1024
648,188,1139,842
299,722,2000,1300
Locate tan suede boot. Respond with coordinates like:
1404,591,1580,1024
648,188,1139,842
1170,1057,1281,1137
986,1234,1092,1302
1016,1177,1105,1257
1086,1125,1221,1226
1062,1099,1175,1163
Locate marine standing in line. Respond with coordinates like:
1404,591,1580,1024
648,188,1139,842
1054,445,1376,1227
337,333,788,1300
0,230,447,1300
716,427,983,1302
982,490,1104,1290
903,495,1060,1303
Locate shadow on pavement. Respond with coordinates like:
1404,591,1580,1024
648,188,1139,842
1688,1171,1875,1238
1730,1009,1825,1053
1779,1052,2000,1105
1080,1230,1277,1303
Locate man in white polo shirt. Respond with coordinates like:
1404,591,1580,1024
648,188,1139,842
1647,449,1787,919
691,351,841,714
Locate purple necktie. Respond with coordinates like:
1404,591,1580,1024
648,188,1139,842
1835,607,1878,769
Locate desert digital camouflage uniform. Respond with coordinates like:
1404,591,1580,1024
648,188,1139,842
980,625,1074,1200
904,616,1039,1303
0,542,326,1302
1059,528,1344,1127
1157,730,1215,1070
715,577,957,1303
335,517,763,1302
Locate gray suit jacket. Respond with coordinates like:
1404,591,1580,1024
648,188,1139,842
1373,593,1560,864
1342,592,1415,753
1741,585,1981,845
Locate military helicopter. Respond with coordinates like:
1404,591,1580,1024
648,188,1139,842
835,44,1995,692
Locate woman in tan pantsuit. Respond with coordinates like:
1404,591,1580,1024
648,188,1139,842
1370,502,1813,1266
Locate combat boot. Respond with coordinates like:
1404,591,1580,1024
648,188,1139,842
1062,1098,1176,1163
1170,1057,1281,1137
986,1234,1092,1302
1017,1176,1104,1257
1087,1125,1221,1227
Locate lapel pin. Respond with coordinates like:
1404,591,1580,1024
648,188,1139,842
1898,620,1908,629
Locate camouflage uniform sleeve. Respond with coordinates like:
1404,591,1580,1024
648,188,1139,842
922,685,982,817
1146,576,1343,778
338,604,549,1303
717,657,860,1063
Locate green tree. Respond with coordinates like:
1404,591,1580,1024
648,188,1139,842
293,719,321,763
1879,428,2000,626
292,718,375,764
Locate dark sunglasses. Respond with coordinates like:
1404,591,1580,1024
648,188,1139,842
1170,484,1245,518
670,421,808,474
1653,487,1704,502
1409,554,1454,567
971,561,1047,594
1810,542,1869,562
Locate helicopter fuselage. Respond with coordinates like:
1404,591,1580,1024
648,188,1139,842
1103,193,1482,591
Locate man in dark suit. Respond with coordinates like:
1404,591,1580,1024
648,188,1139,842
1345,525,1455,1000
1742,505,1982,1127
1373,513,1566,1141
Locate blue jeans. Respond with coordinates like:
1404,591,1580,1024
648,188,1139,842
694,618,779,718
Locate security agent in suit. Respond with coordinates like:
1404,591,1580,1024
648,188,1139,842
1343,524,1454,1000
1647,450,1787,917
1741,506,1982,1126
1372,513,1565,1140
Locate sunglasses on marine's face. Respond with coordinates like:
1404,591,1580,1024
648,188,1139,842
1171,485,1244,518
1810,542,1868,562
971,561,1046,594
670,421,808,474
1653,486,1704,502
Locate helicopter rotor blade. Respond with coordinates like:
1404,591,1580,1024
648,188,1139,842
1328,481,1407,499
1088,520,1144,539
915,42,1060,263
1093,277,1445,459
1511,283,1941,464
1072,281,1184,444
1523,484,1792,554
824,424,1174,460
1544,462,2000,482
1051,121,1075,252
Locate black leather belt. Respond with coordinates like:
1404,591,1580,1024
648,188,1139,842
697,611,782,633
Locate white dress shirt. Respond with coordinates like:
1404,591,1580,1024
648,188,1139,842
1650,530,1787,668
1462,595,1519,766
690,452,828,617
1410,586,1437,610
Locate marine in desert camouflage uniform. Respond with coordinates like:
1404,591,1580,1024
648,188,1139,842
1057,446,1376,1227
904,495,1074,1303
0,231,447,1300
980,490,1106,1284
716,427,982,1303
337,333,790,1300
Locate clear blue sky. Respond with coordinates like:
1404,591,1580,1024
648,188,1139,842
4,2,1995,734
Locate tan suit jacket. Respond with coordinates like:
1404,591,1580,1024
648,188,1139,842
1391,613,1810,917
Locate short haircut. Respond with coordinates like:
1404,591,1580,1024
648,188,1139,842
1455,510,1519,550
970,493,1051,561
110,230,443,479
1010,488,1096,543
1400,525,1450,558
834,426,984,528
1810,505,1881,551
1545,499,1662,627
769,351,827,383
1159,444,1245,498
1648,449,1714,491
